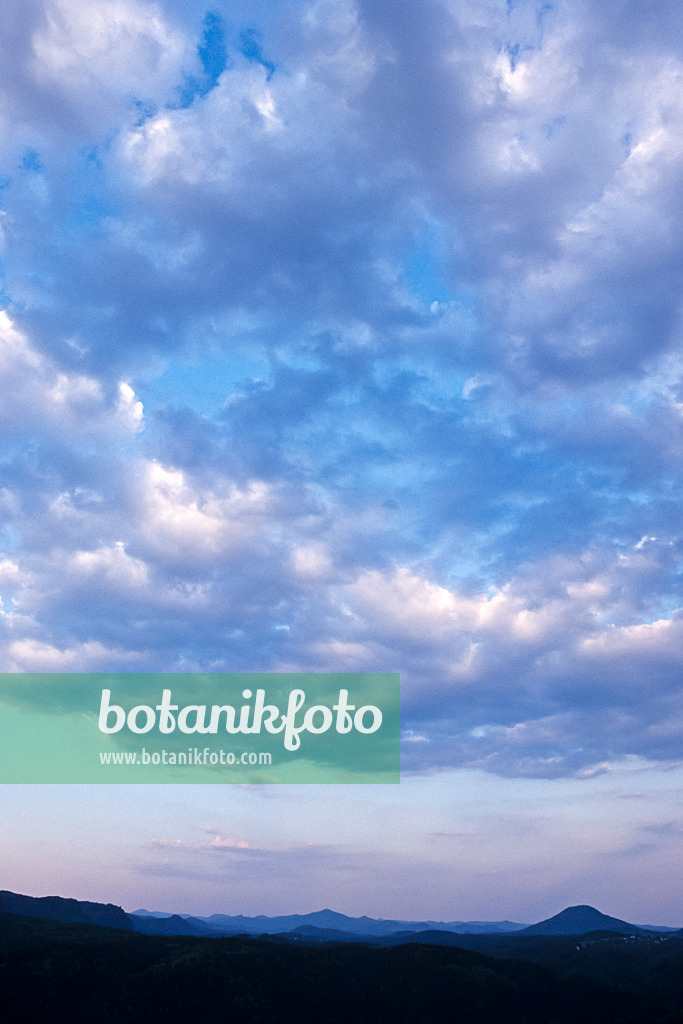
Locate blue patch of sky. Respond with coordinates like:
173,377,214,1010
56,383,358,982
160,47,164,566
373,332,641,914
0,524,22,553
403,219,456,308
544,115,565,139
502,40,537,74
138,350,271,418
658,581,683,621
371,359,472,412
19,154,48,205
72,194,113,225
0,180,12,304
81,146,103,170
537,4,555,31
132,99,159,128
21,150,43,174
199,11,229,83
0,256,8,307
169,16,277,110
504,42,522,70
616,380,664,416
272,349,326,374
177,10,229,108
506,0,552,18
57,149,116,235
240,28,275,79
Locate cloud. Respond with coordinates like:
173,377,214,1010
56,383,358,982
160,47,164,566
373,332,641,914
208,835,251,850
137,461,274,563
276,543,683,776
0,310,143,435
31,0,192,130
4,638,141,672
143,824,329,867
199,825,251,850
0,0,682,781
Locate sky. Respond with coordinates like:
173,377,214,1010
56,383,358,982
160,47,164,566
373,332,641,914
0,0,683,926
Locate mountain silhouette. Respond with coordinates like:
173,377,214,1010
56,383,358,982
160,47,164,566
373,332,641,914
1,890,675,942
518,905,645,936
130,912,219,937
0,889,132,931
138,907,527,937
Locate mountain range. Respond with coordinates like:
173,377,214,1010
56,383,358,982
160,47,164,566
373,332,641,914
1,889,680,940
2,889,682,1023
132,906,527,937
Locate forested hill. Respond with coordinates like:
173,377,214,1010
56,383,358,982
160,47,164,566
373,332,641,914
1,910,681,1024
0,889,132,930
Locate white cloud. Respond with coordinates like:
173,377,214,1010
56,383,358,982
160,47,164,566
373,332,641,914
208,834,250,850
0,311,144,435
292,542,334,578
31,0,191,112
0,558,21,587
581,617,683,661
5,637,141,671
138,461,274,562
120,64,287,187
117,382,144,429
71,541,149,590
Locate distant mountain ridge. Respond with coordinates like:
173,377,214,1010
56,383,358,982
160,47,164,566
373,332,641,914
132,913,524,937
130,912,220,937
142,907,528,937
1,890,678,941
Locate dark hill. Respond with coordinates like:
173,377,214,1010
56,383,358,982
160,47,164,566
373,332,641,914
0,910,665,1024
0,889,132,931
519,905,645,936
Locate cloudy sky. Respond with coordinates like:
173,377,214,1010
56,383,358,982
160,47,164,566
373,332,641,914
1,0,683,926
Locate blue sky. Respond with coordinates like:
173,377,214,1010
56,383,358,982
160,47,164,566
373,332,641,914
1,0,683,925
